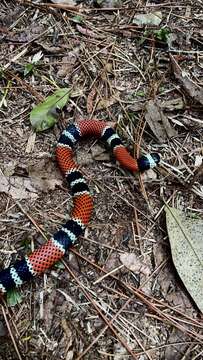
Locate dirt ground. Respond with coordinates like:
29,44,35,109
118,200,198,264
0,1,203,359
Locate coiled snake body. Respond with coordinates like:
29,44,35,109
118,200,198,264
0,120,160,295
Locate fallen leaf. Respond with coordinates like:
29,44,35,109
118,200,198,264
165,206,203,312
57,49,79,78
120,252,150,276
132,11,162,26
91,144,110,162
96,94,118,110
153,243,174,297
159,97,184,111
145,100,177,142
37,42,65,54
0,174,38,200
164,331,188,360
30,88,70,132
141,168,158,182
128,97,184,113
29,158,63,192
170,54,203,106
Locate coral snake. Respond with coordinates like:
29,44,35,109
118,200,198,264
0,120,160,296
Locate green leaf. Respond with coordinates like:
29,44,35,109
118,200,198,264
7,289,23,306
165,206,203,312
30,88,70,132
54,261,65,269
154,28,170,42
136,90,145,97
72,15,83,24
24,63,34,76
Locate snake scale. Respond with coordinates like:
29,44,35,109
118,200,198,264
0,120,160,296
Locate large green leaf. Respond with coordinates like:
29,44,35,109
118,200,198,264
165,206,203,312
30,88,70,132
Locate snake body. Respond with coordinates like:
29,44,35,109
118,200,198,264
0,120,160,295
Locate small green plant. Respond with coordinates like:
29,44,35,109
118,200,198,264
154,28,170,42
7,288,22,306
24,51,43,76
72,15,83,24
138,27,170,46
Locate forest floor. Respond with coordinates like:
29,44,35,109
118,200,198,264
0,1,203,359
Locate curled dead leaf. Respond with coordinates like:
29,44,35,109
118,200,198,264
145,100,177,142
120,252,150,276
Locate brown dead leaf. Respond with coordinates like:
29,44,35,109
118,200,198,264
57,50,79,78
96,93,119,110
141,168,158,183
170,54,203,106
91,144,110,162
37,42,65,54
128,97,184,113
164,330,188,360
159,97,185,111
145,100,177,142
120,252,150,276
0,173,38,200
76,151,93,166
29,158,63,192
153,243,174,297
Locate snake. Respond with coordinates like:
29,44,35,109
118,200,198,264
0,120,160,296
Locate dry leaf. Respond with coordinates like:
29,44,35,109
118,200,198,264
128,97,184,113
37,42,65,54
96,94,118,110
91,144,110,162
165,206,203,312
145,100,177,142
29,158,63,192
159,97,184,111
0,174,38,200
120,252,150,275
132,11,162,26
170,54,203,106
